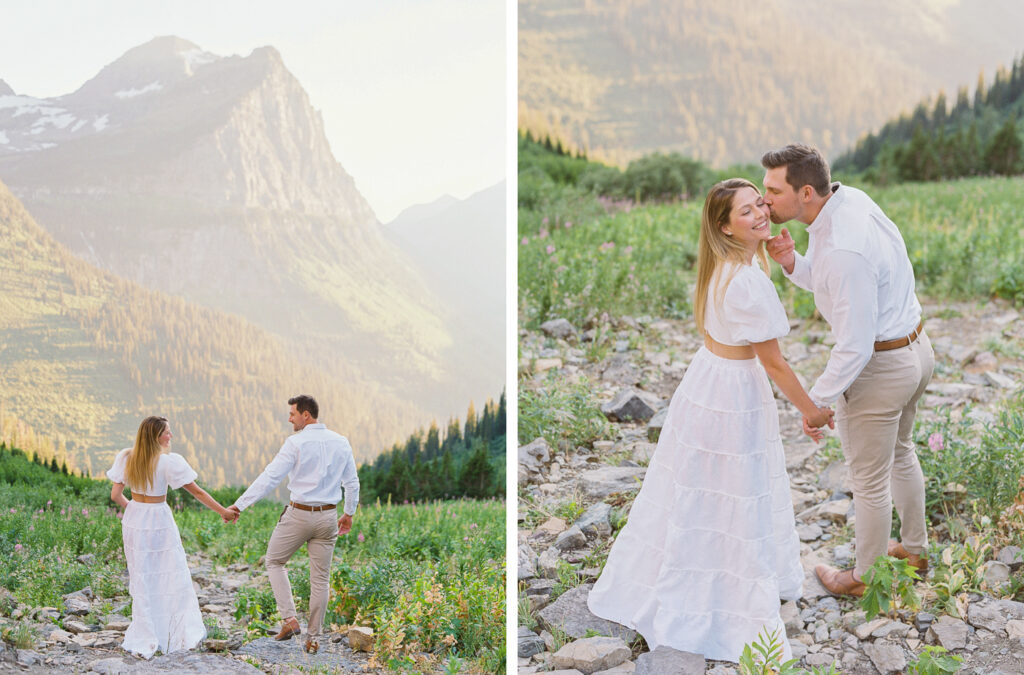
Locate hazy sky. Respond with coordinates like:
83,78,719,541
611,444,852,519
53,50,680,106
0,0,506,222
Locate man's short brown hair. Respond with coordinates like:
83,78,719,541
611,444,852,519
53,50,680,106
288,395,319,420
761,144,831,197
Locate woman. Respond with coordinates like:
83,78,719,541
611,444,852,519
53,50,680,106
587,178,833,662
107,415,233,659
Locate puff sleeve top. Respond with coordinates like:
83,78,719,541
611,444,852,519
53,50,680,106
704,262,790,346
106,449,198,496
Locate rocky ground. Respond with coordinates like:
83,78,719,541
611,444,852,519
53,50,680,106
518,298,1024,675
0,554,408,674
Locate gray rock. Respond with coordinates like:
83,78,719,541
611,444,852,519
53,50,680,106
15,650,41,667
542,318,577,340
538,547,561,579
781,600,803,634
864,642,907,674
555,525,588,551
915,612,936,632
984,371,1017,389
601,389,657,422
537,584,637,642
854,618,891,640
797,523,823,542
87,657,137,675
997,545,1023,570
928,615,969,650
831,543,854,568
593,663,636,675
968,598,1024,634
552,636,631,674
818,460,852,496
580,466,646,498
574,502,613,538
789,640,808,660
76,554,97,565
64,619,97,634
646,408,669,443
982,560,1012,588
64,594,92,616
520,438,552,471
872,621,912,639
518,626,546,658
630,442,657,464
634,646,705,675
519,543,538,580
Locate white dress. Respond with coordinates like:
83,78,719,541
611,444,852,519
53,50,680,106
107,450,206,659
587,262,804,662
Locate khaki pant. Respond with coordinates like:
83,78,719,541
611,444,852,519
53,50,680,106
265,505,338,636
836,331,934,578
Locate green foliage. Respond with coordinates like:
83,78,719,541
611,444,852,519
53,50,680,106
203,617,229,641
859,555,921,621
737,627,804,675
1,623,36,649
518,377,611,450
906,645,963,674
929,535,994,616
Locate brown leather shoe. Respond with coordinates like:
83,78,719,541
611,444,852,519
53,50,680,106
303,637,319,654
888,540,928,575
815,564,866,597
274,617,301,641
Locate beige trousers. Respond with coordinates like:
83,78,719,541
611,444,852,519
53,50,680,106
265,505,338,636
836,331,934,578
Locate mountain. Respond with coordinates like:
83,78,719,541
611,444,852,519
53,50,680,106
0,179,423,484
519,0,1024,166
383,182,506,386
0,36,501,420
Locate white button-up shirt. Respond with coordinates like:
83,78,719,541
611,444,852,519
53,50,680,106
784,183,922,406
234,423,360,515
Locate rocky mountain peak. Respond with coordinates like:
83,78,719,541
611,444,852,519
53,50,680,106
67,36,219,106
0,79,13,96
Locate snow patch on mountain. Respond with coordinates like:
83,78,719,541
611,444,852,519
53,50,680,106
114,81,163,98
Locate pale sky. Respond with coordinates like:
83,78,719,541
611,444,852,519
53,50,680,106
0,0,506,222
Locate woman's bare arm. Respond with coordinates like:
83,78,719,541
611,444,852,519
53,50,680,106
110,482,129,509
181,482,230,518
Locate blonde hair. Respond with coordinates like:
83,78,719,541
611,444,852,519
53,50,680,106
694,178,771,333
124,416,168,492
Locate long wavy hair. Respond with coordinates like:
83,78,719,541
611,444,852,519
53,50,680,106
693,178,770,334
124,416,168,492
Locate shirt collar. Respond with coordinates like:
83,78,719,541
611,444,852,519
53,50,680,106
807,182,843,234
301,423,326,431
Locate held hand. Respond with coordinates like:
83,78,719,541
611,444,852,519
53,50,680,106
766,228,796,269
802,415,826,443
807,406,835,430
337,513,353,536
222,505,240,524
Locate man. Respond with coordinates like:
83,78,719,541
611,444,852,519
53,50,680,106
762,144,933,597
227,395,360,653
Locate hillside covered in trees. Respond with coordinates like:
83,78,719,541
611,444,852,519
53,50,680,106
359,395,506,502
835,52,1024,181
0,180,423,486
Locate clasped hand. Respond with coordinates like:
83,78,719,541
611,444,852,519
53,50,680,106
802,406,835,443
222,505,240,524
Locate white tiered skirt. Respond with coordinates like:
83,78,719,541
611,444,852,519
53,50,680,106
120,500,206,659
587,347,803,663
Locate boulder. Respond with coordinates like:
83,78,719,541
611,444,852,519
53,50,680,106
537,584,636,642
574,502,613,538
580,466,646,498
551,636,631,674
601,389,657,422
348,626,374,652
863,641,907,674
555,525,587,551
927,615,969,650
646,408,668,442
634,646,705,675
542,318,577,339
518,625,546,658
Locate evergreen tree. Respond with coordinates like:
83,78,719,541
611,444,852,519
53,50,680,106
984,116,1023,175
457,441,495,499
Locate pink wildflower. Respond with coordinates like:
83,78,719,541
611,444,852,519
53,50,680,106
8,508,14,514
46,500,52,506
469,523,477,529
564,221,573,229
14,544,22,553
599,241,615,252
60,508,66,515
539,229,549,239
542,216,549,225
546,245,556,255
82,508,89,516
357,532,365,543
928,432,944,452
521,237,529,245
624,245,633,255
463,536,469,541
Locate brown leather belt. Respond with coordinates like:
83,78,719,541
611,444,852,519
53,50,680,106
131,493,166,503
703,333,755,360
875,321,924,352
290,501,336,512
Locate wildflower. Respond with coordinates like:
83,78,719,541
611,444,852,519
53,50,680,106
542,216,549,225
564,221,573,229
469,523,477,529
538,229,549,239
82,508,89,516
60,508,66,515
928,432,944,452
14,544,22,553
8,508,14,513
46,500,52,506
463,536,469,541
624,245,633,255
599,241,615,251
546,245,556,255
357,532,365,543
28,526,33,531
555,265,567,274
521,236,529,245
37,509,43,514
116,512,123,520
